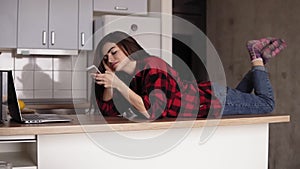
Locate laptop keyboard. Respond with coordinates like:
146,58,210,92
23,114,45,120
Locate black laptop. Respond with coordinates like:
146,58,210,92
6,71,72,124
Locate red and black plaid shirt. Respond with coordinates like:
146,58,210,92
97,56,221,120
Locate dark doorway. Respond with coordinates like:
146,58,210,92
172,0,208,82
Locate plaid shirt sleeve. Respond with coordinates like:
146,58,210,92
137,71,222,119
96,88,120,117
198,81,222,118
135,68,178,120
96,68,175,119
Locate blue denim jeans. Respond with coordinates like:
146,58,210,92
213,67,275,115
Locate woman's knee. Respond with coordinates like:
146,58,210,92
264,97,275,113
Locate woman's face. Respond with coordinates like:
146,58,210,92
102,42,129,71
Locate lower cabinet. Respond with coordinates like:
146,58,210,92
0,124,269,169
37,124,268,169
0,135,37,169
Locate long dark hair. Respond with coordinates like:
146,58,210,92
95,31,150,73
91,31,150,114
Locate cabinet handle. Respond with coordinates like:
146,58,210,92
51,31,55,45
42,31,47,45
114,6,128,11
81,32,85,46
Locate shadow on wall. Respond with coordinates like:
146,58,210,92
17,62,65,99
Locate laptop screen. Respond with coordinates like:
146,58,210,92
6,71,23,122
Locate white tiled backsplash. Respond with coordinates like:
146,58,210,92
0,52,90,100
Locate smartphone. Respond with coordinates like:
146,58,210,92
86,65,101,74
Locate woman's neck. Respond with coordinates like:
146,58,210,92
123,60,137,75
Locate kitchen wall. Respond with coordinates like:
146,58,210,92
0,0,165,103
207,0,300,169
0,52,89,101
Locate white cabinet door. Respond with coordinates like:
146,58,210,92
0,0,18,49
48,0,78,50
78,0,93,50
94,0,147,15
18,0,49,49
18,0,79,50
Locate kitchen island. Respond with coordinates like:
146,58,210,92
0,114,290,169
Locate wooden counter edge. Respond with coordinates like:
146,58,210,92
0,115,290,136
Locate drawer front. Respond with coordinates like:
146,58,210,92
94,0,147,15
0,135,36,141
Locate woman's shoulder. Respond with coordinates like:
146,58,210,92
136,56,180,80
140,56,170,69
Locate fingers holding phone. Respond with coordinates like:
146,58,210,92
94,71,118,88
86,65,102,83
86,65,101,74
87,65,111,87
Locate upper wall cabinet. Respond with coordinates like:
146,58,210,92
79,0,93,50
0,0,18,49
18,0,79,50
94,0,147,15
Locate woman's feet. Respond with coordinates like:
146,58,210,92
262,39,287,63
246,37,287,64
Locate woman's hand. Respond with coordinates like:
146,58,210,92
94,71,121,89
93,60,123,89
